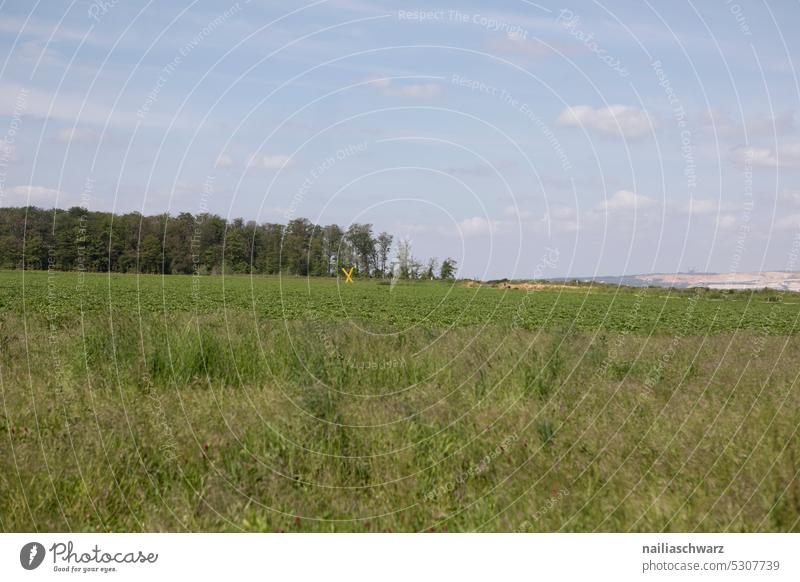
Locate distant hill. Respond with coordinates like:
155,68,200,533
563,271,800,292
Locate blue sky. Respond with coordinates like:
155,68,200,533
1,0,799,278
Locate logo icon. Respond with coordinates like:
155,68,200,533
20,542,46,570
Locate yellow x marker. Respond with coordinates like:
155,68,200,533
342,267,354,283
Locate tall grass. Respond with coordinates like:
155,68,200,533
1,310,798,532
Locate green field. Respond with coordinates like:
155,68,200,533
4,269,800,333
1,270,799,531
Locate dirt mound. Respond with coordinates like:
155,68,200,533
499,282,576,290
461,280,577,290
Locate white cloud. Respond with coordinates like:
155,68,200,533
0,17,94,44
2,185,67,207
15,41,61,66
369,78,444,99
368,78,391,89
781,190,800,205
392,84,444,99
597,189,656,212
777,213,800,230
729,144,800,169
716,214,737,230
57,127,99,143
246,153,292,170
685,198,718,215
0,82,194,131
556,105,655,139
541,205,579,233
214,154,234,169
459,216,495,236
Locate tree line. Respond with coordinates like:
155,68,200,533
0,206,457,279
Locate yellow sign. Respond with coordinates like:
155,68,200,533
342,267,354,283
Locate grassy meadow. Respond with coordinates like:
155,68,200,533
1,270,799,532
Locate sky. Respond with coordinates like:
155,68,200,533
1,0,799,279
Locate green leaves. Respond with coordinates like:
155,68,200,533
3,271,800,335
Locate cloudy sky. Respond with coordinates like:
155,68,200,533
1,0,799,278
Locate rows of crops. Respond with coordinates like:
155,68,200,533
3,269,799,532
2,270,800,334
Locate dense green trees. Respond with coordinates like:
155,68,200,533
0,206,457,280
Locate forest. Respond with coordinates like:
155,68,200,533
0,206,456,279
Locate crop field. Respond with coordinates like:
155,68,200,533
3,270,800,333
1,270,799,532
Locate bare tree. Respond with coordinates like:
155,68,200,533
424,257,438,280
396,237,413,279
